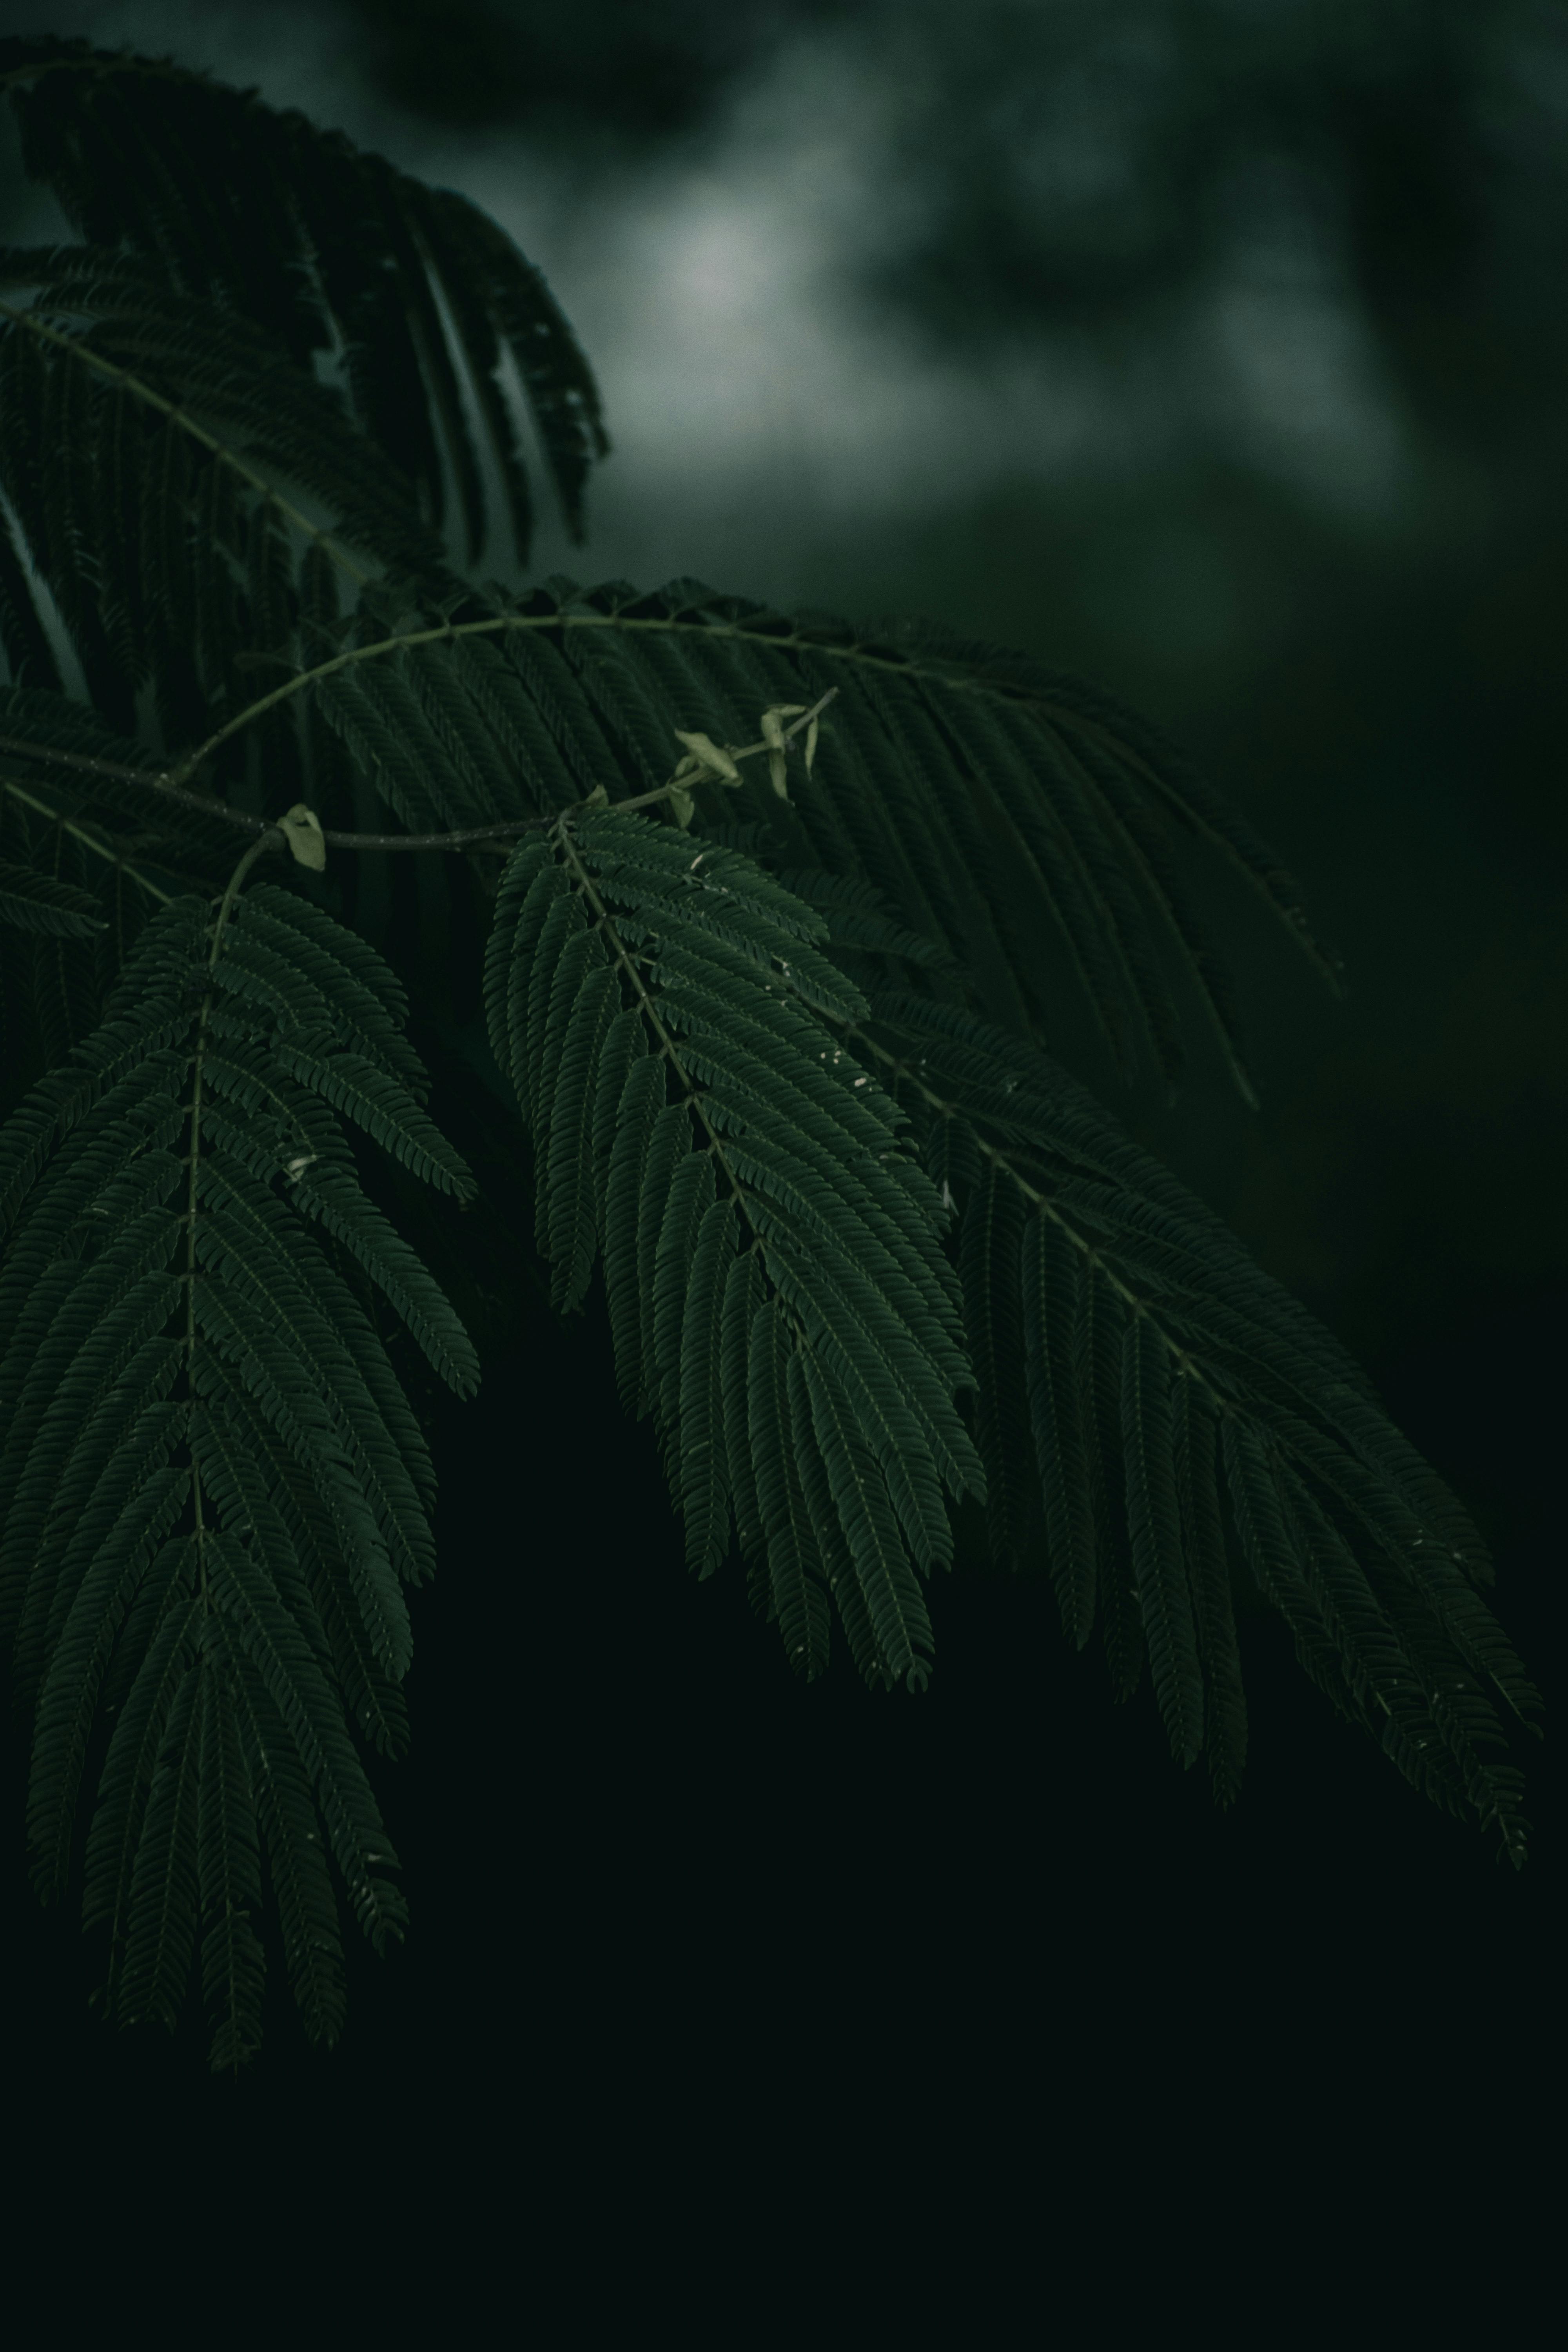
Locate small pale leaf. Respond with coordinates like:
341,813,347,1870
672,730,740,784
276,803,327,871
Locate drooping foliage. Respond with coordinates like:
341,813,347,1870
0,876,477,2067
482,808,986,1688
0,41,1542,2072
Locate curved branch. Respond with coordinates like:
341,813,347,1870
0,691,839,855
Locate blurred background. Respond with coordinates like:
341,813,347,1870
0,0,1559,2214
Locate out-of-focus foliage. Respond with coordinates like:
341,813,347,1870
339,0,1568,460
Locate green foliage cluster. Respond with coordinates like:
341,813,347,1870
0,37,1543,2071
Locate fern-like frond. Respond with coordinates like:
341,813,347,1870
0,39,608,567
483,807,986,1686
831,985,1542,1862
0,878,478,2066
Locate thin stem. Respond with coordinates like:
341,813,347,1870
582,686,837,820
164,610,857,792
326,817,551,853
0,736,167,787
210,829,285,965
0,742,278,842
2,689,840,856
0,748,542,851
0,773,178,903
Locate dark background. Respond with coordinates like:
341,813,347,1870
0,0,1556,2282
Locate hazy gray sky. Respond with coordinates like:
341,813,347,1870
1,2,1411,603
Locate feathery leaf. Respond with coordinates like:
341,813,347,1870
484,806,983,1675
0,879,474,2059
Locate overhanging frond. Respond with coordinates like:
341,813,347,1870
482,805,987,1690
0,878,478,2067
834,984,1543,1860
